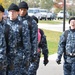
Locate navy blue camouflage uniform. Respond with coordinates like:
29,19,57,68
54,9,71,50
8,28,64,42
18,14,38,63
39,29,49,66
28,16,48,75
28,28,49,75
6,18,30,75
56,29,75,75
0,20,7,75
18,14,38,75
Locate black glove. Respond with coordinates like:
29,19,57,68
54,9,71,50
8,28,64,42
43,59,49,66
0,66,3,70
0,62,4,70
56,59,61,65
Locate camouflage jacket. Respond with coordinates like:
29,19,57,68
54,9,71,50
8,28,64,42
0,20,8,70
57,29,75,63
18,14,38,62
38,29,48,59
6,18,30,68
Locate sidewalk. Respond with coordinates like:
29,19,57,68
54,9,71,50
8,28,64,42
38,22,69,32
37,53,64,75
37,23,65,75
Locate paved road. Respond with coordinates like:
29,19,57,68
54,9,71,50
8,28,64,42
37,54,64,75
38,22,69,32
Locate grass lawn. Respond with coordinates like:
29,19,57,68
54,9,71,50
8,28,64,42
39,19,63,25
42,29,62,55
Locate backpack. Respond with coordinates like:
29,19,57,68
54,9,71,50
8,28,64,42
38,29,41,43
37,29,41,53
25,16,32,43
4,24,10,75
4,23,23,53
64,30,69,43
4,24,10,54
64,30,69,60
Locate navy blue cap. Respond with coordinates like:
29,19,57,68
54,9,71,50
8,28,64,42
19,1,28,10
0,5,4,12
8,3,19,11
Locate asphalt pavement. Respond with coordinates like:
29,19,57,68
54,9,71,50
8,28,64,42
37,53,64,75
38,21,69,32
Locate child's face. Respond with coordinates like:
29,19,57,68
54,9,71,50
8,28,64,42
8,10,19,20
19,8,27,17
0,11,4,21
70,20,75,29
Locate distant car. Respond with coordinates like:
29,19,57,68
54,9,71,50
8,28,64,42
47,12,56,20
47,12,53,20
57,11,70,19
28,8,41,20
52,13,57,20
39,9,48,20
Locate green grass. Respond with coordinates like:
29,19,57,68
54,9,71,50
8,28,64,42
39,20,62,24
42,29,62,55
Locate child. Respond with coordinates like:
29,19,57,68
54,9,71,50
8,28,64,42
28,16,49,75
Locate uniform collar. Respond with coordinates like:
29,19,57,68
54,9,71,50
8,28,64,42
10,18,18,22
70,29,75,32
0,19,3,23
20,13,28,19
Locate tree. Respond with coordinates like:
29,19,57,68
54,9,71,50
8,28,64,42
41,0,53,10
27,0,40,8
26,0,53,10
0,0,3,4
0,0,54,10
0,0,5,5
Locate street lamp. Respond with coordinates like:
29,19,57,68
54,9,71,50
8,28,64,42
63,0,66,31
40,0,41,8
20,0,21,2
34,1,36,7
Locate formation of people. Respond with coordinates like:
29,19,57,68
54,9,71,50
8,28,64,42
0,1,49,75
1,1,75,75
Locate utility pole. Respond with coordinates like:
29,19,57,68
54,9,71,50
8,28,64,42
63,0,66,31
40,0,41,8
20,0,21,2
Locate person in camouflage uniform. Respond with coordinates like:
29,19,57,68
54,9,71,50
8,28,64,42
18,1,38,74
0,5,13,75
28,16,49,75
0,4,7,75
6,3,30,75
56,17,75,75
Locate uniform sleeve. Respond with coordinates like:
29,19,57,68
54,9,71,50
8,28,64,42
22,21,31,61
31,19,38,60
0,32,7,70
40,29,49,60
7,26,16,63
57,32,66,60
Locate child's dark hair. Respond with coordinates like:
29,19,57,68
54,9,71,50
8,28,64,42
69,17,75,24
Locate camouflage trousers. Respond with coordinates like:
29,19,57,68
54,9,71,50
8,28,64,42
63,62,75,75
28,55,40,75
0,69,6,75
8,67,28,75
